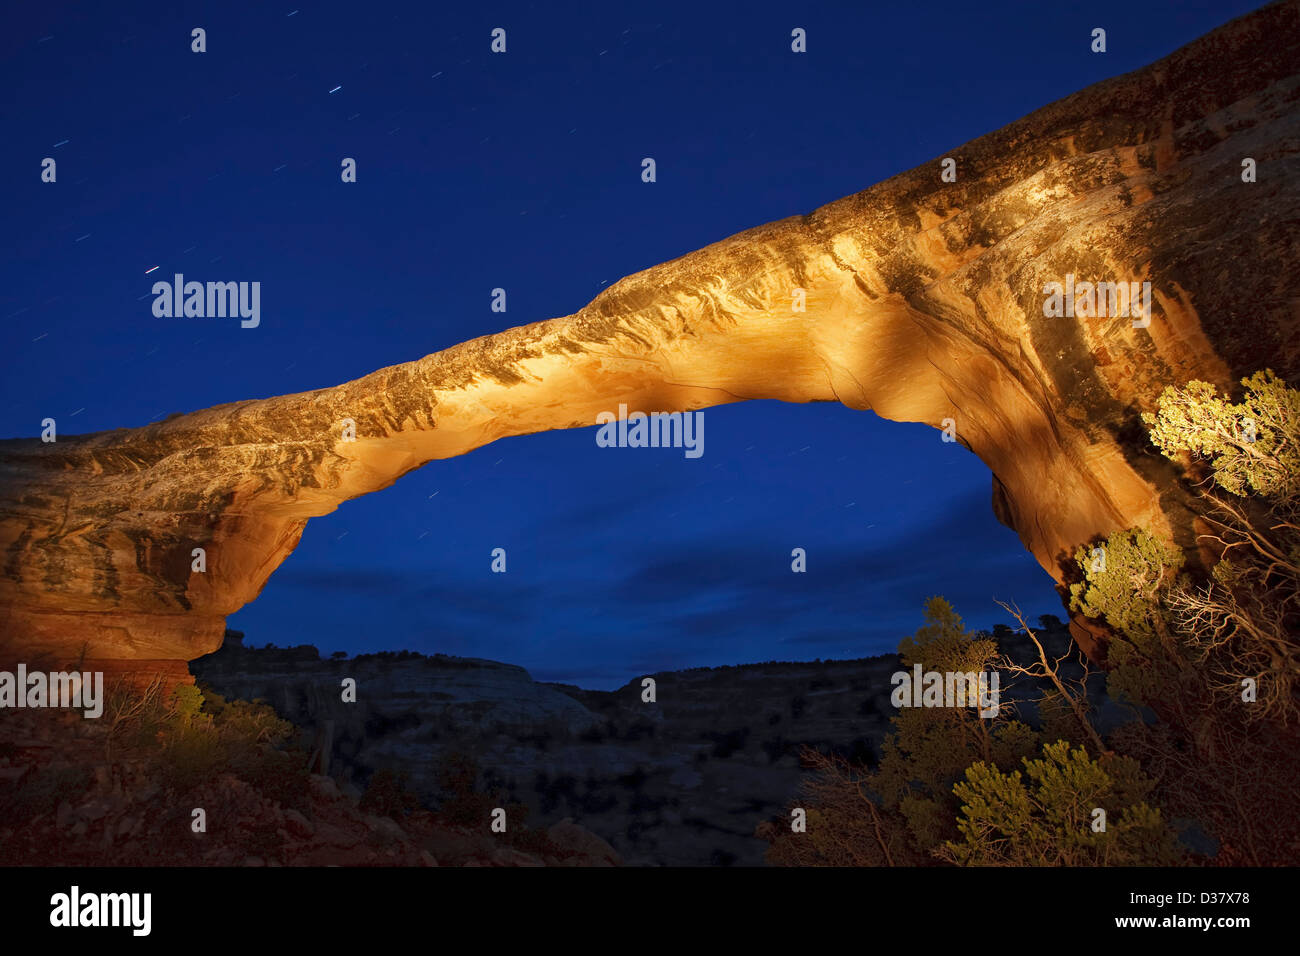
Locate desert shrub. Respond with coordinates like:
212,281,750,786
156,724,225,792
871,598,1040,856
433,751,511,827
763,748,919,867
1069,529,1185,648
102,674,177,758
1143,369,1298,498
432,751,556,855
938,740,1182,866
360,768,421,819
229,740,310,808
1065,371,1300,863
203,690,295,743
765,597,1181,867
101,680,309,805
1068,528,1204,718
1127,371,1300,721
766,598,1055,865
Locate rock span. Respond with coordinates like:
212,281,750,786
1,1,1298,675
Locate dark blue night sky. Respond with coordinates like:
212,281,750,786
1,2,1260,687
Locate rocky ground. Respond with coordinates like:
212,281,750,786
0,617,1111,867
0,700,620,867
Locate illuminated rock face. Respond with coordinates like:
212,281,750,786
0,3,1297,670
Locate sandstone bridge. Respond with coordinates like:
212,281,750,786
1,1,1297,683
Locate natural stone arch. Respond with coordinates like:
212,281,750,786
1,1,1297,675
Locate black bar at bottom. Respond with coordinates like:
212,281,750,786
0,865,1283,942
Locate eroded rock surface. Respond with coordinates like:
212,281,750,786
1,2,1298,669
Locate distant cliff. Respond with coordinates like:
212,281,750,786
193,619,1101,866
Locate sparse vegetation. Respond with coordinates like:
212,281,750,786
767,371,1299,866
101,677,309,803
938,741,1181,866
360,767,421,819
1066,372,1300,863
764,598,1176,866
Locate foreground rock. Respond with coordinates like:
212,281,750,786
1,2,1298,670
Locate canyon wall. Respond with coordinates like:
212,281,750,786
1,2,1298,671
